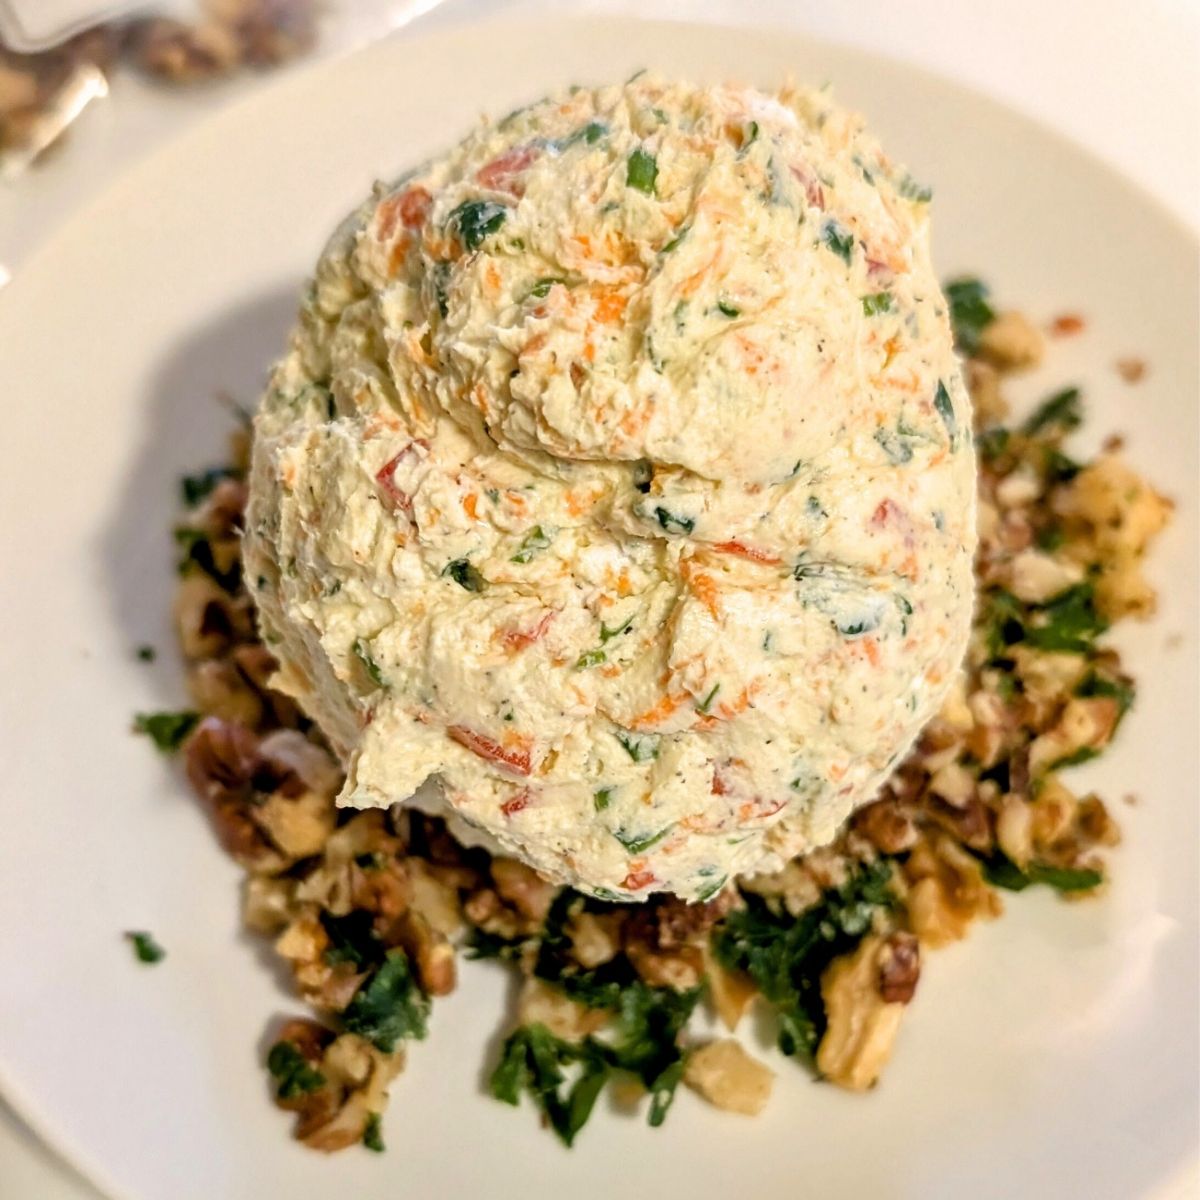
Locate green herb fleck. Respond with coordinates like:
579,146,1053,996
180,466,236,507
626,147,658,195
616,730,660,762
575,648,607,670
820,219,854,264
320,909,381,969
696,683,721,715
1023,583,1107,653
362,1113,385,1153
695,875,728,902
713,860,894,1061
594,787,614,812
945,276,996,355
1022,387,1082,437
1076,670,1136,716
342,950,430,1053
933,379,957,440
526,277,564,301
511,527,552,564
897,172,933,203
444,558,487,591
835,612,881,637
125,930,166,964
654,507,695,535
489,1024,611,1147
1044,447,1083,483
353,638,386,688
136,645,156,662
660,226,688,254
716,298,740,318
977,427,1010,462
134,710,198,753
449,199,508,251
600,615,633,643
980,853,1103,894
861,292,893,316
266,1040,326,1099
614,826,672,855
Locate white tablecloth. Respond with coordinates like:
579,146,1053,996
1,1,1195,1195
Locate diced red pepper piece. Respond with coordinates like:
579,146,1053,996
502,610,556,651
476,145,539,197
375,439,429,513
620,868,657,891
449,726,532,776
501,789,532,816
713,540,781,565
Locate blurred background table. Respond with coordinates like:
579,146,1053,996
0,0,1195,1195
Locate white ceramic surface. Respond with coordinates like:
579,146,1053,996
0,16,1195,1200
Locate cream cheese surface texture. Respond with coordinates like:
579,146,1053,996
245,76,976,901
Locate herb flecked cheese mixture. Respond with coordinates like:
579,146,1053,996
243,78,976,901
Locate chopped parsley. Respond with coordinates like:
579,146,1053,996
933,379,957,441
449,199,508,252
654,506,695,535
490,1024,610,1147
1022,387,1083,437
896,172,933,203
834,611,881,637
713,860,894,1061
820,219,854,265
594,787,614,812
134,710,198,753
575,648,607,670
125,930,166,964
511,527,552,564
490,979,701,1145
599,615,633,643
614,826,672,855
716,298,741,318
945,276,996,355
267,1040,326,1099
660,226,688,254
874,423,927,466
979,853,1103,894
353,638,386,688
362,1112,385,1153
977,426,1010,462
341,949,430,1053
861,292,893,316
982,582,1107,659
616,731,660,762
1023,583,1107,653
1076,669,1136,716
444,558,487,591
320,909,381,969
626,147,658,195
525,277,564,301
180,466,236,507
696,683,721,715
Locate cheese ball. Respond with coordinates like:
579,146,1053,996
244,76,975,902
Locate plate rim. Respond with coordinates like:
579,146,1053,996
0,13,1196,1199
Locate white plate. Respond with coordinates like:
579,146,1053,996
0,16,1196,1200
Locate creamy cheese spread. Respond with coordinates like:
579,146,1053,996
244,76,976,901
